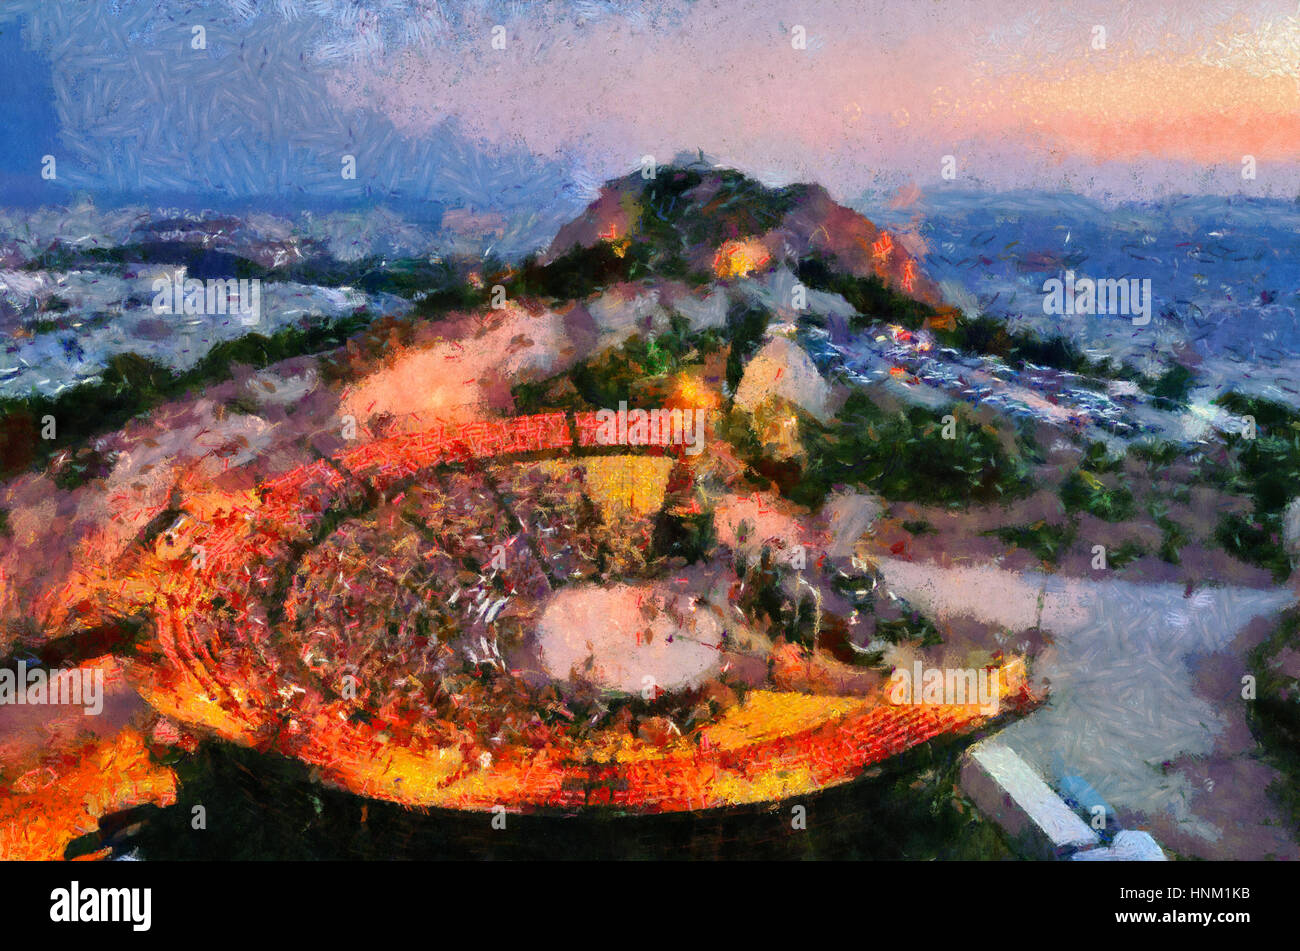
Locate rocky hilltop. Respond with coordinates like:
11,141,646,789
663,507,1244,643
542,159,942,306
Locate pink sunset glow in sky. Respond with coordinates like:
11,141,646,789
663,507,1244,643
329,0,1300,200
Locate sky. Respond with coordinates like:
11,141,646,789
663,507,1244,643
1,0,1298,243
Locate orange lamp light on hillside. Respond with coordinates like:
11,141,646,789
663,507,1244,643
713,239,771,279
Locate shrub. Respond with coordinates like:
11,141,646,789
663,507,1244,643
1059,470,1134,522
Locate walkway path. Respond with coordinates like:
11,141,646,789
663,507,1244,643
874,556,1294,851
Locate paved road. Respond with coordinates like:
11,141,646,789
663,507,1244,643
874,557,1294,848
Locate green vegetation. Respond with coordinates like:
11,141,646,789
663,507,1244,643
1128,439,1182,467
50,446,118,492
650,507,717,565
729,546,829,651
639,166,804,254
1208,392,1300,581
724,303,772,390
633,313,725,374
1141,363,1196,409
189,314,370,381
358,258,485,301
408,279,489,317
623,169,703,281
731,548,789,636
985,521,1077,566
796,256,936,331
0,312,371,479
1217,392,1300,433
1141,499,1188,565
1157,516,1189,565
778,391,1034,510
934,314,1134,382
514,314,723,414
1108,539,1147,570
222,392,264,416
1216,513,1287,579
508,376,584,417
874,612,944,649
504,166,812,299
1059,469,1134,522
507,240,643,301
1079,440,1124,473
1246,606,1300,852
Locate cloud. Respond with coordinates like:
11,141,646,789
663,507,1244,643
2,0,1299,211
329,0,1300,198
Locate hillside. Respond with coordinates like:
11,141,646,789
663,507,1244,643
539,160,943,305
0,161,1289,858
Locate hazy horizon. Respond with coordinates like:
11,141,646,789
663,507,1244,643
2,0,1299,232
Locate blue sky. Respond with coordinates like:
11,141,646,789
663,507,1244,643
0,0,587,233
1,0,1297,238
0,25,61,204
